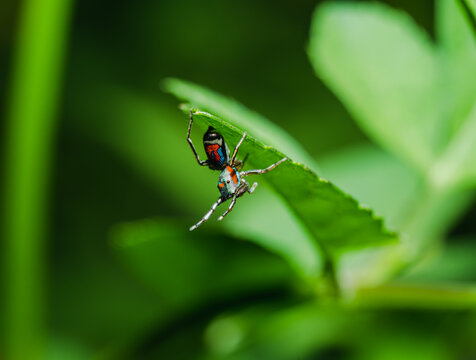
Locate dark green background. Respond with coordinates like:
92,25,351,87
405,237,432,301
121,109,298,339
2,0,476,359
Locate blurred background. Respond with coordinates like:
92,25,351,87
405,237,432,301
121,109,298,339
2,0,476,359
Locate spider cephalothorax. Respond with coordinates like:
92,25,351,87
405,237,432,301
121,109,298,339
186,110,287,231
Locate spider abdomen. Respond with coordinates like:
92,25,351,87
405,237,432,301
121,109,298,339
203,126,230,170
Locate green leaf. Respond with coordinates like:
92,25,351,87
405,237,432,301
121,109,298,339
204,304,352,360
109,218,300,358
467,0,476,18
221,185,324,278
318,144,418,230
436,0,476,136
203,299,465,360
431,0,476,189
163,78,320,174
176,105,396,253
437,0,476,55
308,2,440,172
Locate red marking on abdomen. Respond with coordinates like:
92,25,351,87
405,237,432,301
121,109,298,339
227,166,238,184
206,144,221,161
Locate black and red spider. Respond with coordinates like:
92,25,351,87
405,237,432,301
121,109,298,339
186,110,287,231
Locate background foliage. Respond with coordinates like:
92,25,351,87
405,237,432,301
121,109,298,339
1,0,476,359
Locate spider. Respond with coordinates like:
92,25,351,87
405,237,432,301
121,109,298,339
186,110,287,231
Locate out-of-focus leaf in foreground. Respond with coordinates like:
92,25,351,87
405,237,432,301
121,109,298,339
167,99,396,253
203,300,466,360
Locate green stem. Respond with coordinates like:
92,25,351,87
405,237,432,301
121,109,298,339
2,0,74,358
354,283,476,309
324,256,340,298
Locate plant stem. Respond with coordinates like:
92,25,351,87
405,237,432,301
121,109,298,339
2,0,74,358
324,256,341,298
354,283,476,309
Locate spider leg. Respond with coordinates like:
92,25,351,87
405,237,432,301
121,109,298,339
217,195,237,221
248,182,258,194
190,197,223,231
187,110,208,166
234,153,249,171
240,157,287,177
231,131,247,165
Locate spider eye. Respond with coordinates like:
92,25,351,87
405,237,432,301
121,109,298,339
227,180,230,184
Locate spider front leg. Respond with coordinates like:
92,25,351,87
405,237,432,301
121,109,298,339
187,110,208,166
240,157,287,177
248,182,258,194
217,196,237,221
230,131,247,165
190,197,223,231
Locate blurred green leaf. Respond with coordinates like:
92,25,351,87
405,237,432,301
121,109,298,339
175,105,396,254
400,240,476,283
111,218,297,311
163,78,320,174
205,304,352,360
308,2,439,172
438,0,476,55
71,84,217,211
431,104,476,188
318,144,418,230
436,0,476,136
429,0,476,190
468,0,476,18
47,338,91,360
203,300,461,360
